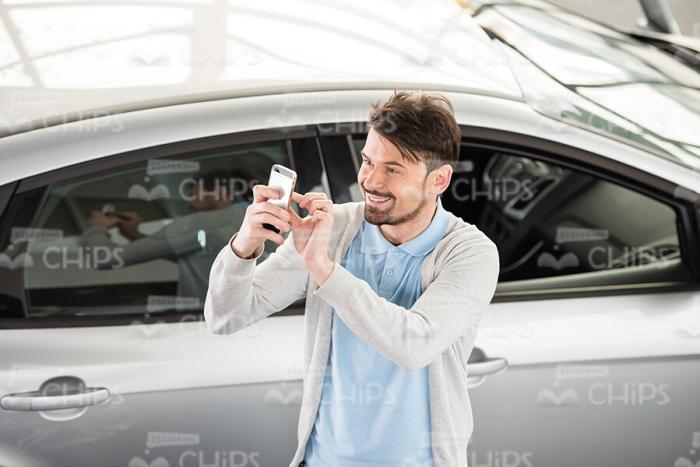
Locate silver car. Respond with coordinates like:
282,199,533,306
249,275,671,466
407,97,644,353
0,0,699,466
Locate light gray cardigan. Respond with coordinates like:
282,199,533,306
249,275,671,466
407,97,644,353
204,201,500,467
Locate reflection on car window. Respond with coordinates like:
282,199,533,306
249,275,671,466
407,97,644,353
0,139,323,321
442,146,681,284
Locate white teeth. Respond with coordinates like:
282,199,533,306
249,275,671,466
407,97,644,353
367,194,389,202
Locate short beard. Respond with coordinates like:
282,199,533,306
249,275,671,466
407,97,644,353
364,195,429,226
362,172,433,226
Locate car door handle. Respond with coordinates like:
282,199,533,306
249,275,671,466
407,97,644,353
1,387,110,411
467,357,508,377
0,375,110,411
466,357,508,389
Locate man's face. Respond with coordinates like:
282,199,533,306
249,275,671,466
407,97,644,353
189,183,229,212
358,127,432,225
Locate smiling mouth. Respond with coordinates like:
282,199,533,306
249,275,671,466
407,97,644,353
365,192,393,207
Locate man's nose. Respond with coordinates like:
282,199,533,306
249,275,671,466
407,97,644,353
362,166,384,191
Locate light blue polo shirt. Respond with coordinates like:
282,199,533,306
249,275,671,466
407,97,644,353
303,199,451,467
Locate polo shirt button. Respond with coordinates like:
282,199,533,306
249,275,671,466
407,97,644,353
386,269,394,276
393,249,400,255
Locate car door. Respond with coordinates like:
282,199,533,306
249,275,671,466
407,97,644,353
447,130,700,467
0,127,331,467
347,126,700,467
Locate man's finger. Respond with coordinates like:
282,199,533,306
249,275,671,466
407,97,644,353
291,192,304,204
292,191,328,209
288,208,303,228
253,184,282,203
307,199,332,215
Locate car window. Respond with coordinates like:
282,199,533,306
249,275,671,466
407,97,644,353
352,135,688,291
446,147,685,287
0,137,326,323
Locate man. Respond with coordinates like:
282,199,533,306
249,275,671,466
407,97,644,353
204,91,500,467
82,169,249,303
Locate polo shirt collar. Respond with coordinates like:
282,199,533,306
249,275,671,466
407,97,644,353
360,198,451,257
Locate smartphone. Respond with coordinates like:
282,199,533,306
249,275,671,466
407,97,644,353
263,164,297,233
101,203,116,216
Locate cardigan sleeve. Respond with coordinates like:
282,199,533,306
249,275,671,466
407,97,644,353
203,231,309,335
313,232,500,371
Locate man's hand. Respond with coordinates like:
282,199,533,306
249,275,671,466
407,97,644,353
114,211,144,241
289,192,335,285
231,184,292,259
88,211,120,229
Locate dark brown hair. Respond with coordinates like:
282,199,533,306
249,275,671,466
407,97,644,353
368,90,461,172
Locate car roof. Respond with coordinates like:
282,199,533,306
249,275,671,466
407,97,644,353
0,0,523,137
1,89,698,195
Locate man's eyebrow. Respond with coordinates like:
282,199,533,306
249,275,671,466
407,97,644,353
360,150,405,168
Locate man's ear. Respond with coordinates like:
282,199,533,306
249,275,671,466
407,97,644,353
430,163,453,196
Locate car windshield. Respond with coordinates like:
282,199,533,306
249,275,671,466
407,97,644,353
475,2,700,171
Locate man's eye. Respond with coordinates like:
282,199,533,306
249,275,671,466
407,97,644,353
386,167,399,174
362,159,372,166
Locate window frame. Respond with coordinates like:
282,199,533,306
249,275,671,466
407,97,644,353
342,124,700,301
316,130,364,203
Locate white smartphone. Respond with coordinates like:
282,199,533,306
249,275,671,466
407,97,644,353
264,164,297,233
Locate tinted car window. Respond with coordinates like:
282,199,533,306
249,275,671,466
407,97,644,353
0,138,325,322
352,135,684,287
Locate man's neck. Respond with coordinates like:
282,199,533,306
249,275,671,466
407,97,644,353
379,201,438,246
